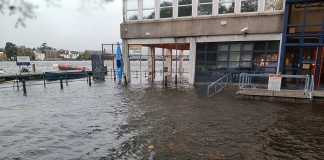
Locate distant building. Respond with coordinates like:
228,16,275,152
0,52,7,61
69,51,80,59
33,51,45,61
45,49,63,61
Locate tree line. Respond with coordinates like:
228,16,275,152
1,42,91,61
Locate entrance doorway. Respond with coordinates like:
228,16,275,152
318,48,324,89
284,47,324,90
313,47,324,89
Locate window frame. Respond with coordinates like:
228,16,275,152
240,0,259,13
126,0,139,21
142,0,156,20
178,0,193,17
264,0,284,12
160,0,174,19
218,0,236,15
198,0,213,16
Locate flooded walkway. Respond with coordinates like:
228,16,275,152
0,81,324,159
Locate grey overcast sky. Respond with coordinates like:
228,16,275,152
0,0,122,51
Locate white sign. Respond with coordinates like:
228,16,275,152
17,56,30,62
268,74,282,91
16,56,31,66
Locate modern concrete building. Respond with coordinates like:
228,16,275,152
121,0,285,85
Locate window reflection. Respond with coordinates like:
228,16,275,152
127,0,138,20
241,0,258,13
178,0,192,17
143,9,155,19
265,0,283,11
127,11,138,20
198,0,213,16
160,0,173,18
143,0,155,19
127,0,138,10
219,0,235,14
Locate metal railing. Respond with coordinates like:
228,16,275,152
239,73,315,99
207,73,232,97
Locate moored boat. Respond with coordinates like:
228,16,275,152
0,69,6,74
55,64,89,71
44,71,89,81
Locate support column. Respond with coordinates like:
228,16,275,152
148,47,156,82
189,38,197,85
178,50,184,83
278,2,291,73
122,40,131,83
165,49,172,83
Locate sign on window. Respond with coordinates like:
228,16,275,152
268,74,282,91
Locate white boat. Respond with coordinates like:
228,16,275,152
0,69,6,74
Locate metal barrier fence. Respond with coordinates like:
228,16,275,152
207,73,232,97
239,73,315,98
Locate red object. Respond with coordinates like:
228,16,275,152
58,64,89,71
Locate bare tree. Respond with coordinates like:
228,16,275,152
0,0,114,27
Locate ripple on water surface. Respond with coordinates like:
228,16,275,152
0,82,324,160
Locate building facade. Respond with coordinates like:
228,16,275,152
121,0,285,84
0,52,7,61
279,0,324,89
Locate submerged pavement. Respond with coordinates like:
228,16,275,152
0,81,323,160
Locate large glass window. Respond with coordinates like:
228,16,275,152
143,0,155,19
240,43,253,68
265,0,283,11
195,41,279,82
229,44,241,68
241,0,258,12
219,0,235,14
216,44,229,69
178,0,192,17
198,0,213,16
127,0,138,20
253,41,279,73
160,0,173,18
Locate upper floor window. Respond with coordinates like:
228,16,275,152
127,0,138,20
241,0,258,12
143,0,155,19
178,0,192,17
265,0,283,11
219,0,235,14
198,0,213,16
160,0,173,18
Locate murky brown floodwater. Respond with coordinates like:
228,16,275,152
111,86,324,160
1,61,324,160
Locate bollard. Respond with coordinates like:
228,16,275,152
175,75,178,86
60,79,64,90
32,64,36,72
22,79,27,96
88,75,92,87
16,79,19,91
164,76,168,87
113,69,116,82
43,74,46,88
124,75,128,86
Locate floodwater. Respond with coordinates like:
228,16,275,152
0,61,324,160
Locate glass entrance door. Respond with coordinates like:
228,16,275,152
313,47,324,89
319,48,324,89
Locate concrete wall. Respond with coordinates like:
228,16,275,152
121,13,283,39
